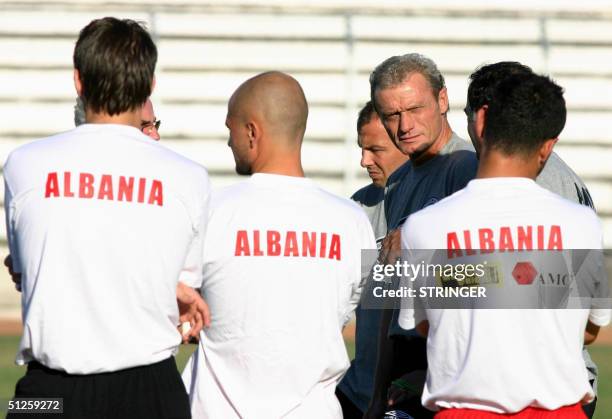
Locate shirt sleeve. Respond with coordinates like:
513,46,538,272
589,308,611,327
581,220,611,326
178,175,211,288
398,216,427,330
4,174,22,274
342,211,377,326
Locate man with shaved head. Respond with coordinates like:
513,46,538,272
182,71,377,418
225,71,309,176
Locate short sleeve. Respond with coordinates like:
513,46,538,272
4,172,22,273
178,175,211,288
341,211,377,326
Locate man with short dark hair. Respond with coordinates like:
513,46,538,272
75,97,161,140
466,61,594,208
336,101,407,418
465,61,599,418
399,72,610,418
4,17,210,419
353,100,409,242
365,53,478,419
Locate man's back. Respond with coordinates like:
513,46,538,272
183,173,376,419
4,124,210,373
400,177,607,413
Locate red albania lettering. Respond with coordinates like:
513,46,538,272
234,230,341,260
447,224,563,259
512,262,538,285
44,172,163,206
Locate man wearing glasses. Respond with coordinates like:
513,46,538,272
140,98,161,140
75,97,161,141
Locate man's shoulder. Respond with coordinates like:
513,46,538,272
539,152,581,182
444,133,475,154
4,130,74,174
209,179,252,208
406,185,470,223
536,152,593,208
317,185,372,221
440,135,478,167
387,160,412,187
351,183,384,207
544,185,599,220
213,177,367,220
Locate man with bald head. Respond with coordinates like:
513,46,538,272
225,71,308,176
182,71,376,419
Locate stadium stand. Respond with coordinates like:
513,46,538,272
1,0,612,315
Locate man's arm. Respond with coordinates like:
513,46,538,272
4,174,22,292
415,320,429,338
176,281,210,343
584,320,600,346
176,175,212,342
4,255,21,292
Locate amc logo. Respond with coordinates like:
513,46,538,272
512,262,538,285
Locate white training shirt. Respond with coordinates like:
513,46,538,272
398,177,611,413
3,124,210,374
182,173,376,419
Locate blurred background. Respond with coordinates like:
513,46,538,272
0,0,611,416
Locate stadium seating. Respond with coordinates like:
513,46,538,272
0,0,611,256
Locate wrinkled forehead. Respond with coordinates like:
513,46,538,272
374,72,436,108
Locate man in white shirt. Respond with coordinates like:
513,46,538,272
465,61,601,419
4,17,210,419
182,71,377,419
398,73,610,417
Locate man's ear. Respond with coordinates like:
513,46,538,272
474,105,487,142
73,69,83,96
246,121,260,150
538,138,558,166
437,87,449,115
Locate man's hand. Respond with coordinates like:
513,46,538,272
379,229,402,265
386,370,427,409
584,320,600,345
176,282,210,344
4,255,22,292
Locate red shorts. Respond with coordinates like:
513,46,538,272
435,404,586,419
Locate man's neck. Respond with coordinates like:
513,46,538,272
477,149,540,180
252,139,305,177
85,109,141,130
253,159,305,177
411,121,453,166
